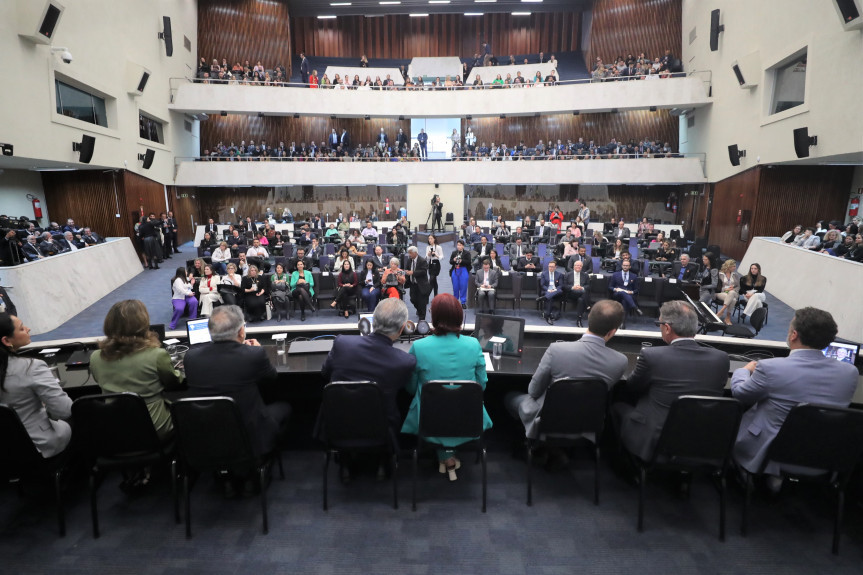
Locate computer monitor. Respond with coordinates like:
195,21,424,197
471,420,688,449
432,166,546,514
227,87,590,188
822,340,859,365
149,323,166,343
185,318,212,345
472,313,525,357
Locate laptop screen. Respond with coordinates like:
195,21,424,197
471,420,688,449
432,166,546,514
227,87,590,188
822,341,859,365
186,318,212,345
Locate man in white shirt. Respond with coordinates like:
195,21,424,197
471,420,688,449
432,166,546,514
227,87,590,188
361,221,378,241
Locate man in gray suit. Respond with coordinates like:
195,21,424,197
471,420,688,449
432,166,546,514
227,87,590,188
731,307,858,486
613,220,631,241
475,258,499,314
613,300,729,462
506,300,628,439
564,259,591,327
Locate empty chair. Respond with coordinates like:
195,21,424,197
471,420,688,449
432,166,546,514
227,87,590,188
524,379,609,506
628,396,742,541
493,273,520,312
412,381,488,512
72,393,173,538
170,397,284,537
320,382,399,510
740,404,863,554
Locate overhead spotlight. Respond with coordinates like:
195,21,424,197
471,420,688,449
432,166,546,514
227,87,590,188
649,106,657,112
610,108,619,114
399,115,405,121
500,114,506,119
330,114,337,120
364,115,370,121
466,115,472,120
220,111,227,117
258,112,265,118
572,111,580,115
1,143,13,157
293,113,300,119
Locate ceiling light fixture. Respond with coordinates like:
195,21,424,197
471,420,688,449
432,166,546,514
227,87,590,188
410,13,429,17
317,15,337,19
330,2,352,5
464,12,483,16
512,12,531,16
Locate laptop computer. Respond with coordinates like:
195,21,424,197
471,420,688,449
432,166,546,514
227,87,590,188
185,318,212,345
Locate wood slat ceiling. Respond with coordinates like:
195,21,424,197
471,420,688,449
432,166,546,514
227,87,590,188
285,0,590,18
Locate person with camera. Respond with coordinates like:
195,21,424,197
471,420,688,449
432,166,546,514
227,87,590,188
431,194,443,231
426,234,443,297
449,240,469,308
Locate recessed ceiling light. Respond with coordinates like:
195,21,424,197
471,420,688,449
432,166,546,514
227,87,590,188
410,13,429,17
512,12,531,16
379,1,401,4
330,2,352,5
475,0,497,3
464,12,483,16
522,0,543,3
317,15,337,19
429,1,451,3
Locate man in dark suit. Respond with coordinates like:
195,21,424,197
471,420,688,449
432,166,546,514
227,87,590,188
204,218,219,237
226,229,246,255
20,235,44,262
564,259,591,326
608,259,641,328
614,252,642,275
0,229,23,266
377,127,389,150
340,129,350,151
613,301,729,462
241,216,256,234
328,129,339,149
566,245,593,274
405,246,431,321
417,129,428,158
288,248,313,273
659,253,699,304
183,305,291,459
395,129,408,153
38,232,66,257
474,259,499,314
517,250,540,273
538,260,564,325
300,52,310,85
508,237,527,261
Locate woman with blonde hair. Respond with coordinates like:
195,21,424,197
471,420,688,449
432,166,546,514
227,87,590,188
715,258,741,324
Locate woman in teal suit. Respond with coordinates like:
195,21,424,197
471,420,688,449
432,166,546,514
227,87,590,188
290,259,315,321
401,293,492,481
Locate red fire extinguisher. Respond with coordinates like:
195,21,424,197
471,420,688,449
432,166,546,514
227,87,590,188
385,198,391,215
736,209,742,225
849,195,860,218
28,194,43,219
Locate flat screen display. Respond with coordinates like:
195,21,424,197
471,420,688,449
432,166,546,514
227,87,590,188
822,341,859,365
473,313,524,357
186,318,212,345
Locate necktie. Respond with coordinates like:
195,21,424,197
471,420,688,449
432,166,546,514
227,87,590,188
678,267,685,281
624,273,629,283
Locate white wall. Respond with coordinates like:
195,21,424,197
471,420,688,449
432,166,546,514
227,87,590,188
176,157,707,187
169,76,711,118
681,0,863,182
0,170,49,222
0,0,199,186
407,184,464,232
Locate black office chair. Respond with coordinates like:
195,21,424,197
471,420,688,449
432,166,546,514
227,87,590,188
740,403,863,554
493,272,520,313
0,405,72,536
72,393,173,538
320,382,399,510
525,379,608,506
628,395,742,541
412,381,487,512
170,397,284,537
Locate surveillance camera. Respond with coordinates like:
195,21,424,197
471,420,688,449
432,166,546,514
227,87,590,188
51,47,73,64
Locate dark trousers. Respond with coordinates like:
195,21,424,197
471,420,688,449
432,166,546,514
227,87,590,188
409,286,429,320
567,290,588,318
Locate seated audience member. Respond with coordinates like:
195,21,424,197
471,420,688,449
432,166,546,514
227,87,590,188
613,220,631,240
780,224,804,244
61,231,85,252
333,258,359,318
333,248,354,273
669,253,698,282
361,221,378,241
220,262,244,306
538,261,564,325
468,225,485,245
565,259,591,326
819,229,842,253
183,305,291,462
242,265,267,322
714,259,740,325
369,245,388,269
288,248,312,274
211,241,231,274
566,245,593,274
245,239,270,272
90,300,183,441
731,307,858,491
80,227,104,246
359,259,382,312
198,264,222,317
236,252,250,276
290,259,315,321
609,259,641,328
62,219,83,235
506,300,627,439
793,227,821,250
0,312,72,458
613,301,729,461
473,236,492,268
832,234,855,258
401,294,492,481
517,249,540,273
698,252,719,304
614,252,641,275
39,232,65,257
380,258,405,300
475,259,499,314
844,233,863,261
21,235,44,261
226,229,246,255
654,240,678,263
738,263,767,319
169,267,198,330
508,237,527,261
199,232,217,255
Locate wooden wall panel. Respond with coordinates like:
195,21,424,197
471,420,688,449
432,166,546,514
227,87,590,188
123,172,169,231
42,171,128,239
708,167,761,261
464,110,678,151
198,0,292,76
201,116,412,153
586,0,681,68
168,186,200,245
291,13,581,59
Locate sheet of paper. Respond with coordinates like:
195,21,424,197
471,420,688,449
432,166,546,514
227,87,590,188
40,348,61,354
271,333,288,340
163,338,181,345
489,336,507,343
484,352,495,372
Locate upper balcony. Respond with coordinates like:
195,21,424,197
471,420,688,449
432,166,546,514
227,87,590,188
168,73,712,119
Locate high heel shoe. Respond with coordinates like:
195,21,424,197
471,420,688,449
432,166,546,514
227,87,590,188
438,458,461,474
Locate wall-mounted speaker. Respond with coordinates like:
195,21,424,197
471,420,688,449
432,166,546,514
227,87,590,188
709,9,724,52
728,144,746,167
125,62,152,96
792,127,818,158
731,51,760,89
17,0,65,45
159,16,173,57
731,64,746,86
138,149,156,169
73,135,96,164
1,143,13,157
833,0,863,30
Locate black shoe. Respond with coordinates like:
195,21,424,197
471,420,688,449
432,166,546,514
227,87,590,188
621,322,627,330
175,250,182,254
576,318,583,328
546,316,554,326
148,265,154,270
154,264,160,270
340,465,352,485
301,312,306,321
635,308,643,316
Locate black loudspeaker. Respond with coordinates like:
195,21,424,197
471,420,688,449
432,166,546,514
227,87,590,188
835,0,861,22
728,144,745,166
137,72,150,93
39,3,62,40
159,16,173,57
709,9,724,51
73,135,96,164
139,149,156,169
793,127,817,158
1,143,13,157
732,64,745,86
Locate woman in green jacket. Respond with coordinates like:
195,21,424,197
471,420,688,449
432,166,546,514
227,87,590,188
290,259,315,321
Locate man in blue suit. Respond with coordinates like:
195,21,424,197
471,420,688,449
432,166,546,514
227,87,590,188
609,258,642,328
731,307,858,490
417,128,428,158
538,260,564,325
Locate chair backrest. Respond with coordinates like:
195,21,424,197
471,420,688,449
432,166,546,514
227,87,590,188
445,213,454,223
537,379,608,436
0,404,45,477
419,381,484,439
318,255,331,271
749,307,767,333
322,382,390,447
170,397,257,471
652,396,742,466
496,273,513,294
500,254,511,271
72,393,164,459
761,403,863,475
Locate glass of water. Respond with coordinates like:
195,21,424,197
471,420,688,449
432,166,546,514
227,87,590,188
492,342,502,360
